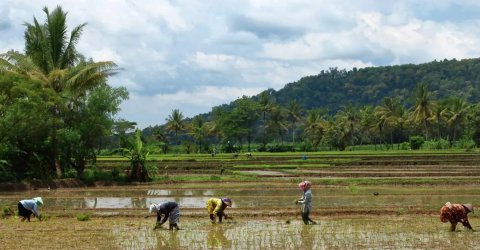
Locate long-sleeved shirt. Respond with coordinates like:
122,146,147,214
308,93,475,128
151,201,178,223
20,199,40,217
297,189,312,210
206,198,226,215
440,203,471,226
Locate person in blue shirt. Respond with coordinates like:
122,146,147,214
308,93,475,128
149,201,180,230
18,197,43,222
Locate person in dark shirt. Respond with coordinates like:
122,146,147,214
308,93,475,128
149,201,180,230
440,202,474,231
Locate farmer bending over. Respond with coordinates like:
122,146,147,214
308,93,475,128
206,198,232,224
440,202,474,231
296,181,317,225
18,197,43,222
149,201,180,230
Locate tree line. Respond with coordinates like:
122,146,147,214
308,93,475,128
143,82,480,155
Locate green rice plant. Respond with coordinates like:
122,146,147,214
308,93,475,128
1,206,14,218
210,175,221,181
76,213,91,221
346,184,358,194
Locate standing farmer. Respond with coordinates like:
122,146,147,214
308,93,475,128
440,202,474,231
206,198,232,224
149,201,180,230
18,197,43,222
296,181,316,225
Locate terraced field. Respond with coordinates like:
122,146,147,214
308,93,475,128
2,151,480,249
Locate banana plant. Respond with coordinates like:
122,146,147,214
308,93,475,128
121,129,150,182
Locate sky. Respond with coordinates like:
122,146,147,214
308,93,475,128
2,0,480,128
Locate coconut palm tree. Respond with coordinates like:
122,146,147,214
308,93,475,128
0,6,118,177
258,91,274,148
441,97,470,146
336,105,360,150
165,109,185,149
304,109,326,151
287,99,302,146
374,97,401,148
410,84,436,140
190,115,208,153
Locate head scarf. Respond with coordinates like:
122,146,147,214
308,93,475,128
298,181,312,192
463,204,474,213
33,197,43,206
149,204,159,213
221,198,232,207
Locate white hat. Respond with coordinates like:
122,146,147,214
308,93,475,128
33,197,43,206
149,204,159,213
463,204,474,213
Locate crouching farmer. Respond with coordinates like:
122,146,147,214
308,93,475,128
149,201,180,230
18,197,43,222
206,198,232,224
440,202,474,231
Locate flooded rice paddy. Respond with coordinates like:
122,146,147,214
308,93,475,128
1,184,480,249
1,216,479,249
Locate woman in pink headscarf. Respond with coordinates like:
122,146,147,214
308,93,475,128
296,180,316,225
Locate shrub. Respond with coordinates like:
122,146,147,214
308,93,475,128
453,138,476,150
267,144,295,152
424,139,449,150
409,136,424,150
399,142,410,150
76,213,90,221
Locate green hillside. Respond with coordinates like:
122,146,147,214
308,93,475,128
268,58,480,111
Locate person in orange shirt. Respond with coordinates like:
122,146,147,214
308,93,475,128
440,202,474,231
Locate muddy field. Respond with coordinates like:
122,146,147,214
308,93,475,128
2,153,480,249
1,216,479,249
1,182,480,249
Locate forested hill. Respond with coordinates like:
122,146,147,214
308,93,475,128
268,58,480,111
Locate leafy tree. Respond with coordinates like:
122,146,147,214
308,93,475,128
0,6,118,177
61,85,128,177
0,72,54,179
214,96,259,151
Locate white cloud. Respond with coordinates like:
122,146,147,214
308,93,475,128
2,0,480,128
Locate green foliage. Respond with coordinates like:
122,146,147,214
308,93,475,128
424,139,449,150
76,213,91,221
121,129,150,182
409,136,425,150
346,184,359,194
453,138,476,150
210,175,221,181
399,142,410,150
266,144,295,152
